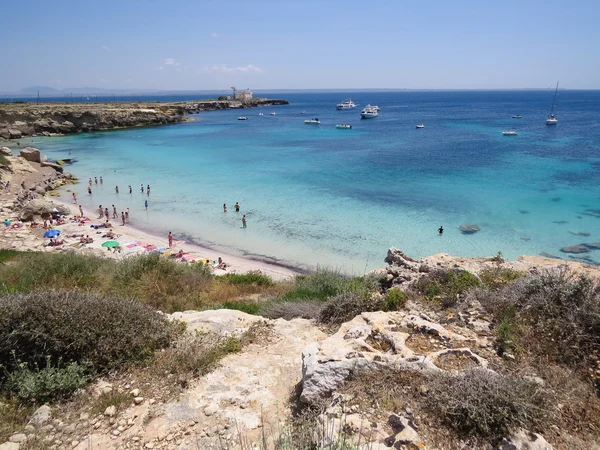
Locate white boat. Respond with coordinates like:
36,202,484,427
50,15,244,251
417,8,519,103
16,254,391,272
512,115,523,119
335,124,352,129
360,106,378,119
237,116,247,121
304,118,321,124
502,130,518,135
364,104,380,111
336,98,357,110
546,81,559,125
416,123,424,129
258,112,264,116
270,112,276,116
300,110,306,114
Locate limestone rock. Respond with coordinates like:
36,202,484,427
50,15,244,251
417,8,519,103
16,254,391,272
168,309,264,336
28,404,51,427
300,311,482,404
133,397,144,405
20,198,69,220
130,388,140,397
8,434,26,444
104,405,117,417
0,147,11,156
41,161,64,173
0,442,20,450
19,147,42,163
499,429,554,450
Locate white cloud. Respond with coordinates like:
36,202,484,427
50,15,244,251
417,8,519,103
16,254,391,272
200,64,264,74
101,45,111,51
209,32,219,38
164,58,176,65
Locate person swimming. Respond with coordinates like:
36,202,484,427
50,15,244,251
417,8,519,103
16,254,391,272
438,226,444,235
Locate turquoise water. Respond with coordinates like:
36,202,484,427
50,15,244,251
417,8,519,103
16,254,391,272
35,91,600,271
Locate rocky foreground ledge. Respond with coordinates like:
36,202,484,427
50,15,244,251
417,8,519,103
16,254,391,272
0,98,289,139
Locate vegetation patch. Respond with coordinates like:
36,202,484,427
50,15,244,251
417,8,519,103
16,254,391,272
416,269,480,308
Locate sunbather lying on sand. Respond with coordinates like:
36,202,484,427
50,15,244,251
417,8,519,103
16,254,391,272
48,238,64,247
79,235,93,244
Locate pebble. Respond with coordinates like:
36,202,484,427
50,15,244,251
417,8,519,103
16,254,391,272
130,388,140,397
203,404,218,416
133,397,144,405
104,405,117,417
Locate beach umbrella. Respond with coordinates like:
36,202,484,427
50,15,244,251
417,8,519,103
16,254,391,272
44,229,60,238
101,240,120,248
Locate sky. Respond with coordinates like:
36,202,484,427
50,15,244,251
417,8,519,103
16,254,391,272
2,0,599,92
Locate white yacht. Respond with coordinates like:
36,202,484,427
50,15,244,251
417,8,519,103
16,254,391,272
360,105,378,119
546,81,559,125
416,123,425,129
512,115,523,119
237,116,247,121
304,118,321,124
502,130,518,136
336,98,357,110
270,112,276,116
335,124,352,129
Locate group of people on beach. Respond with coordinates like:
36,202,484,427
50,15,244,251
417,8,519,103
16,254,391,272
223,201,247,228
84,177,151,210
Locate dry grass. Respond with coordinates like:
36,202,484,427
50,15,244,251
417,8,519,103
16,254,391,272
0,399,34,442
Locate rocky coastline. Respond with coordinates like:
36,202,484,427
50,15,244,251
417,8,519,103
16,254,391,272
0,98,289,139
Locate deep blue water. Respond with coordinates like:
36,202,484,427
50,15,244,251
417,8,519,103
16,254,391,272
33,90,600,271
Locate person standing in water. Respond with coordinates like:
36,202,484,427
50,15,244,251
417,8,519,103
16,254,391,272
438,226,444,235
94,177,98,184
72,193,77,203
104,208,110,221
242,215,247,228
78,205,84,217
141,184,144,194
100,176,103,184
125,208,130,222
112,205,117,219
87,186,92,195
128,185,132,194
144,200,148,210
223,203,227,213
168,231,173,248
234,202,240,212
115,186,119,194
121,212,126,226
147,185,150,196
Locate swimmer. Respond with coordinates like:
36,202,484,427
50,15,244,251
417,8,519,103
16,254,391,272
438,226,444,235
242,215,247,228
128,185,132,194
147,185,150,196
115,185,119,194
94,177,98,184
223,203,227,213
88,186,92,195
99,176,103,184
234,202,240,212
121,212,126,226
141,184,144,193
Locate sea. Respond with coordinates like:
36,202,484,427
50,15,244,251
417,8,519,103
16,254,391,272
29,90,600,272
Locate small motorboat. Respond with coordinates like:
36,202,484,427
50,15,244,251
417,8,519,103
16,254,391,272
416,123,425,129
502,130,518,135
270,112,276,116
258,112,264,116
300,110,306,114
237,117,248,121
304,118,321,124
512,115,523,119
335,124,352,129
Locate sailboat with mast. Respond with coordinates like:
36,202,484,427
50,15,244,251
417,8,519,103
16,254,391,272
546,81,559,126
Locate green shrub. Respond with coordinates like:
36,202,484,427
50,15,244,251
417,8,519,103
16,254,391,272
0,154,10,166
260,301,322,320
281,271,365,302
426,369,547,440
383,288,407,311
218,273,273,286
318,291,383,325
0,250,21,264
480,267,523,288
216,301,261,315
0,291,173,378
0,252,108,292
416,269,480,307
4,359,89,403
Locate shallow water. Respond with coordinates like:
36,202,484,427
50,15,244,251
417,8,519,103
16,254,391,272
35,90,600,272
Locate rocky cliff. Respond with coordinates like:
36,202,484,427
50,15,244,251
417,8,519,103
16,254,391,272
0,98,289,139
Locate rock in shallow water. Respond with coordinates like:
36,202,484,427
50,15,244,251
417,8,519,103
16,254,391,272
560,245,590,254
459,224,480,234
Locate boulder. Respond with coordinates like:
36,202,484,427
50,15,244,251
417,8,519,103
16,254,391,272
0,147,11,156
20,198,69,221
559,245,590,254
40,161,64,173
19,147,42,163
499,429,554,450
583,242,600,250
28,405,51,427
8,129,22,139
459,224,481,234
168,309,264,336
0,442,20,450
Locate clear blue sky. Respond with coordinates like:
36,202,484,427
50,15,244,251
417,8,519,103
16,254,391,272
2,0,599,92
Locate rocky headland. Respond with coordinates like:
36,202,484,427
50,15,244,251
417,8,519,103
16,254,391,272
0,98,289,139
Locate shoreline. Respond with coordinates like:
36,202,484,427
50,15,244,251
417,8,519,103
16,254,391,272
51,198,302,281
